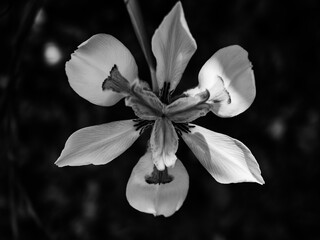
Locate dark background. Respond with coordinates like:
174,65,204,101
1,0,320,239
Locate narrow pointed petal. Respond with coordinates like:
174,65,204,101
66,34,138,106
152,2,197,92
126,151,189,217
181,124,264,184
55,120,140,167
198,45,255,117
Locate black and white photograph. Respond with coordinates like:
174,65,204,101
0,0,319,239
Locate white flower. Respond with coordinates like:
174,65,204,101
55,2,264,217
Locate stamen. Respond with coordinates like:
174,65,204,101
172,122,195,136
145,165,174,184
133,119,154,134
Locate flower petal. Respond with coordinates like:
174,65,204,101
181,124,264,184
55,120,140,167
126,151,189,217
66,34,138,106
150,118,179,170
165,90,211,123
198,45,255,117
151,2,197,93
125,80,164,120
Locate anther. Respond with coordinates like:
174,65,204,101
133,119,154,134
172,122,194,135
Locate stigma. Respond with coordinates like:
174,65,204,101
150,118,179,171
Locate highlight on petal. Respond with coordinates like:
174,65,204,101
150,118,179,170
198,45,255,117
55,120,140,167
126,151,189,217
181,124,264,184
151,1,197,92
66,34,138,106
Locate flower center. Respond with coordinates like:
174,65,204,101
104,67,209,172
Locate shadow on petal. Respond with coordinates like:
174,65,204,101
152,2,197,92
181,124,264,184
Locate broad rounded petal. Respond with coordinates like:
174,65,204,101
151,2,197,92
126,152,189,217
198,45,255,117
66,34,138,106
55,120,140,167
181,124,264,184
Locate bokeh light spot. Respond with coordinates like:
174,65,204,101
35,9,46,26
268,118,286,140
44,42,62,66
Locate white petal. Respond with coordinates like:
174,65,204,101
150,118,179,170
66,34,138,106
165,90,211,123
126,151,189,217
125,80,164,120
151,2,197,92
198,45,255,117
55,120,140,167
181,124,264,184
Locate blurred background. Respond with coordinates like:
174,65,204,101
1,0,320,239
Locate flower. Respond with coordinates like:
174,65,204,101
55,1,264,217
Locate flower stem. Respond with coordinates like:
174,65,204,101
123,0,159,93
